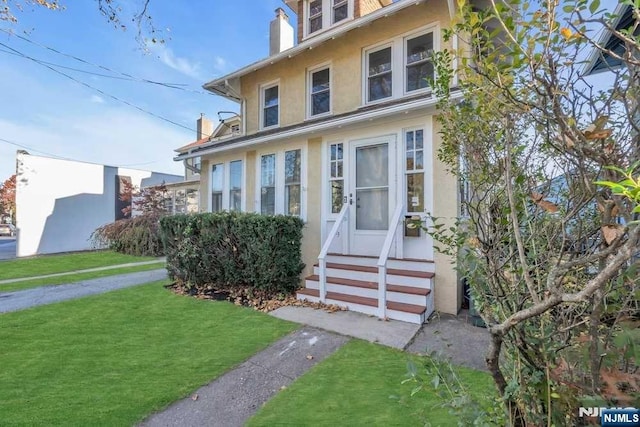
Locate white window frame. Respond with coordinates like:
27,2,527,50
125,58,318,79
303,0,354,39
404,128,426,214
362,23,440,105
227,159,245,212
255,145,308,221
260,80,280,130
307,62,332,119
364,43,394,105
210,163,225,212
327,141,345,215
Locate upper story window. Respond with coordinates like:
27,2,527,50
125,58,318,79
261,83,279,129
309,0,323,33
305,0,353,38
309,66,331,117
367,46,392,102
363,26,438,104
406,33,434,92
332,0,348,24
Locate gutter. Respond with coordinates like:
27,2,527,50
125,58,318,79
174,92,461,161
202,0,427,96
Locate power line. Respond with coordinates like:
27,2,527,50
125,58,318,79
0,40,198,134
0,137,164,169
0,28,214,96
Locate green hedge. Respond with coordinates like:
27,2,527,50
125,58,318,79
91,213,165,257
160,212,305,293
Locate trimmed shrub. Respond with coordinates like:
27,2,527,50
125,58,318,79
160,211,305,294
91,212,165,257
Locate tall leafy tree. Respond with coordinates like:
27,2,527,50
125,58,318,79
0,174,16,222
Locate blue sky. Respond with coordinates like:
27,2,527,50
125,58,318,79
0,0,293,180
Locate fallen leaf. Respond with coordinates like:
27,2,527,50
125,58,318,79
306,355,314,360
191,394,199,401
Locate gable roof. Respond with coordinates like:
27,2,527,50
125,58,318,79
175,116,242,153
203,0,429,101
584,4,637,75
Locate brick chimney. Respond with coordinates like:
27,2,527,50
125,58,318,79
196,113,213,140
270,8,294,55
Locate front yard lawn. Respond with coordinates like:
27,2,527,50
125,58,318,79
0,281,297,425
0,261,165,293
0,250,157,281
248,340,495,427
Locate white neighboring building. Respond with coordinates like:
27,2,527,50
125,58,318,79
15,152,183,257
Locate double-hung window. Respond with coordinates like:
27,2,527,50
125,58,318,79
260,154,276,215
229,160,242,211
329,143,344,214
405,129,425,213
309,67,330,116
262,84,279,128
406,32,434,93
211,163,224,212
309,0,323,34
332,0,348,24
364,27,437,103
367,46,392,102
284,150,301,216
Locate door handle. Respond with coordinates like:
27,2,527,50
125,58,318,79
349,193,353,205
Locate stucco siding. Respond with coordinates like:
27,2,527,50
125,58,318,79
241,2,451,134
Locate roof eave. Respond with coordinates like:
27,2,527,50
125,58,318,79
202,0,426,91
582,3,630,76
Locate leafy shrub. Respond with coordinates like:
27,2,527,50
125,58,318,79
160,211,305,294
91,212,165,257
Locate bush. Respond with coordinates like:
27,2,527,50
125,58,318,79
160,211,305,294
91,212,165,257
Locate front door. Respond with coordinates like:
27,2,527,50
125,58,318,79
348,136,396,256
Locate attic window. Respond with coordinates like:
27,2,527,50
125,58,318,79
309,0,323,33
333,0,348,23
231,124,240,134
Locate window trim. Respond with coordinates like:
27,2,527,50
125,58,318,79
361,23,440,105
260,80,280,130
302,0,354,40
227,159,245,212
307,62,332,119
404,128,426,214
255,145,308,221
210,162,225,213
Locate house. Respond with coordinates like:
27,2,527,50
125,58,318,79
15,152,183,257
174,0,462,323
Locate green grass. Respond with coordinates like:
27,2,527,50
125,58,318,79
0,250,156,281
248,340,494,427
0,281,297,426
0,262,165,292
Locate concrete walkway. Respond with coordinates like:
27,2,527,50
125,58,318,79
139,327,349,427
270,305,490,370
0,269,168,313
0,258,165,285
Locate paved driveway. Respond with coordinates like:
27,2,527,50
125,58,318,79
0,237,16,261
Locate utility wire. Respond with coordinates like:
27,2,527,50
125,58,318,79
0,136,164,168
0,29,215,96
0,40,198,134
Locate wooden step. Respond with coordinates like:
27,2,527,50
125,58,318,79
305,275,431,296
296,288,426,315
315,262,435,279
327,253,434,263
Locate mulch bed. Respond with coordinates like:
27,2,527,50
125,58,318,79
166,282,348,314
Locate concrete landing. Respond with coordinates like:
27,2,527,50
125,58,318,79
270,305,421,349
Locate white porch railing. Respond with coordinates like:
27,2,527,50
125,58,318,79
318,203,349,303
376,203,404,319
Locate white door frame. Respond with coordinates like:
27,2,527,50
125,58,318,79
347,134,396,256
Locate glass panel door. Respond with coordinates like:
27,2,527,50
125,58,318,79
355,143,388,230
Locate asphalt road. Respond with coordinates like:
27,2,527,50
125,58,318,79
0,237,16,261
